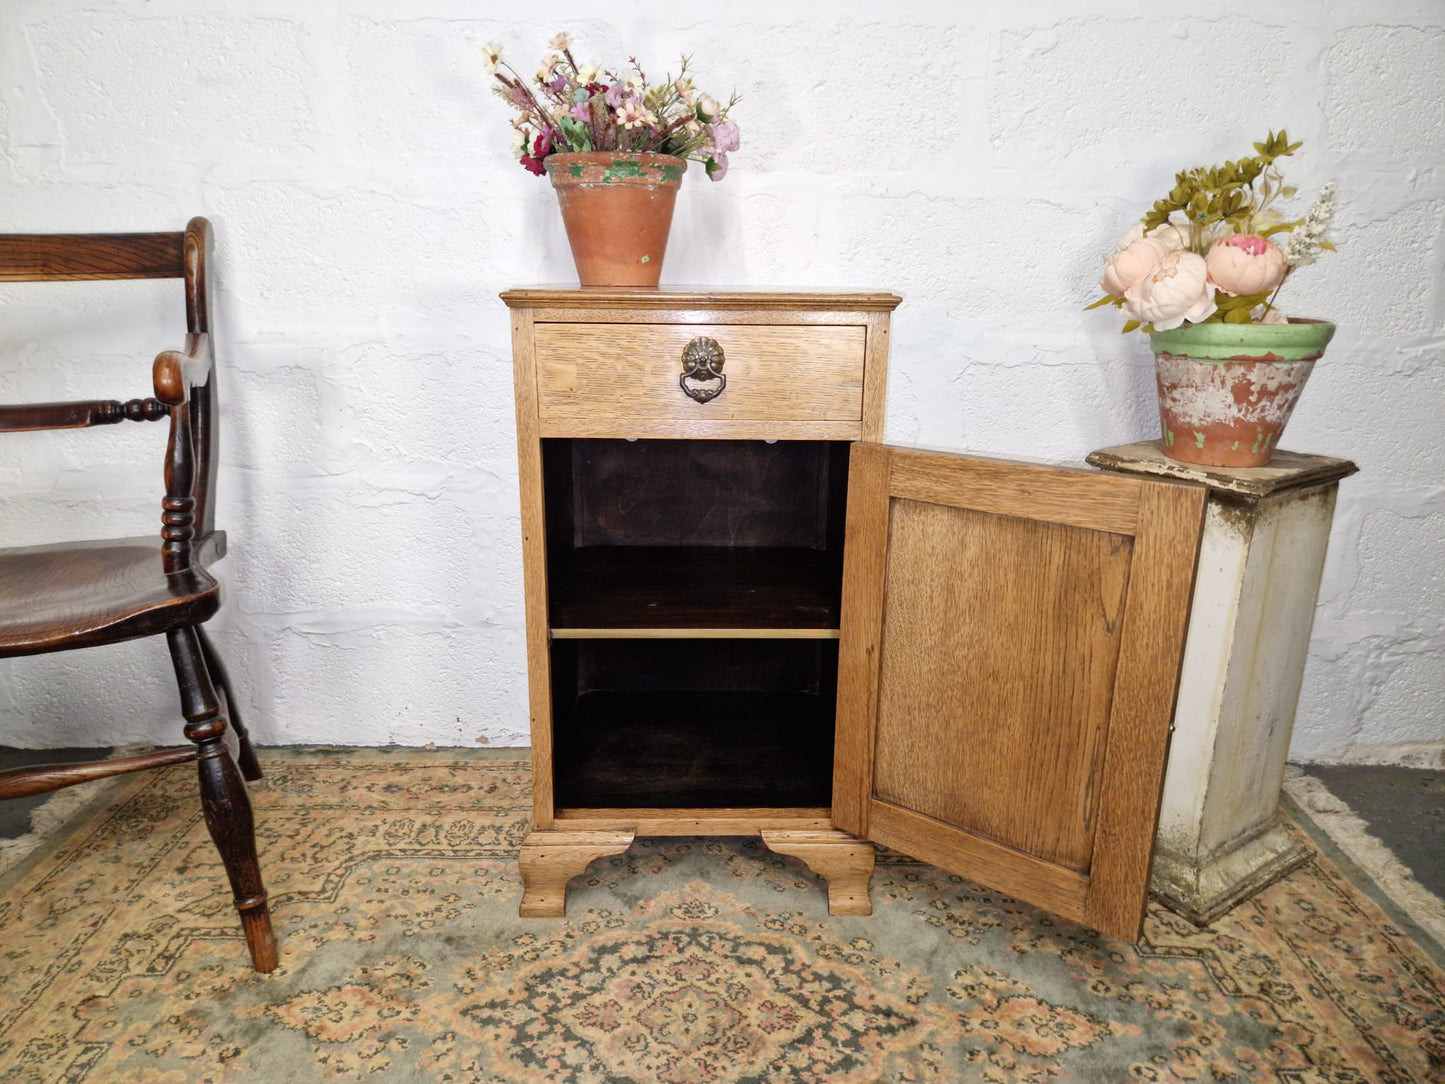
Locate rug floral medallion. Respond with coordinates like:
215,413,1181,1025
0,751,1440,1082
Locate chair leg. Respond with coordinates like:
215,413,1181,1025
167,625,279,973
195,626,263,782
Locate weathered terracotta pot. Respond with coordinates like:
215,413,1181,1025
545,152,687,287
1149,319,1335,468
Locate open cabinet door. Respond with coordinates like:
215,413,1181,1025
832,444,1206,942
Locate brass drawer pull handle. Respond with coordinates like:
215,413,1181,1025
679,336,726,404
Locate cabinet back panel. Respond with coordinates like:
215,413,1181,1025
551,639,838,809
561,638,834,696
871,499,1133,872
550,439,849,550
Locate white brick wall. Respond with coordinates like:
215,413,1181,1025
1,1,1441,762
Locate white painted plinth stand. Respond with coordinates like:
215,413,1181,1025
1088,442,1357,924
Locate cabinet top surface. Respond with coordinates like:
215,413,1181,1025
501,286,902,312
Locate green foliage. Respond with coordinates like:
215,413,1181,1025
1141,130,1299,245
557,117,593,152
1206,291,1271,324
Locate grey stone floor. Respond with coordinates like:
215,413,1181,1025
0,746,114,838
1306,764,1443,900
1,748,1440,905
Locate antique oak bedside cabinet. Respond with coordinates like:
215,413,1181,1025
503,287,1206,942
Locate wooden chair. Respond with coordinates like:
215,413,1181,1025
0,219,277,973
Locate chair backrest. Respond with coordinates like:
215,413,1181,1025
0,218,219,572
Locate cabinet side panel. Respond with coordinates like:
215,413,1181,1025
512,309,556,828
860,312,890,443
872,500,1134,871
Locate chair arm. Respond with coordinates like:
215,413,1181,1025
0,399,169,431
153,332,214,405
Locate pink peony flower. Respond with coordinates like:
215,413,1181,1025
1099,235,1173,298
1123,251,1217,330
1206,234,1288,296
1149,222,1190,251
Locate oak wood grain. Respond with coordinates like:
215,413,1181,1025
761,829,876,915
536,418,865,441
860,312,891,443
535,323,866,424
1084,478,1207,941
551,628,841,640
501,287,901,311
518,829,636,917
871,498,1133,872
511,307,558,830
866,800,1090,916
555,808,832,835
834,445,1205,942
887,445,1141,535
830,442,892,836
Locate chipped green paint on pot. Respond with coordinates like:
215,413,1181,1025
545,152,687,287
1148,319,1335,469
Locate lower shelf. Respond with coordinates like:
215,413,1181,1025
553,690,834,809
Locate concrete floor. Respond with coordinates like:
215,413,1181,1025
1,748,1440,906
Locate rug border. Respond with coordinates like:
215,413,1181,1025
0,772,142,896
1281,789,1445,967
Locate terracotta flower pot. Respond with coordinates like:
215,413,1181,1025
545,152,687,287
1148,319,1335,468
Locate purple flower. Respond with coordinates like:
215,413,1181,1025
705,152,729,181
569,102,592,124
604,82,628,107
548,72,568,95
706,120,740,154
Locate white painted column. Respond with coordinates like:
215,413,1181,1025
1088,442,1357,923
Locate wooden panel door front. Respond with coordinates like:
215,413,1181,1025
832,444,1207,942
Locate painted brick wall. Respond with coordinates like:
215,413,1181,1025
1,1,1441,763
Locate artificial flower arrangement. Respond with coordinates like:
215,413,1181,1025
483,33,740,180
1089,131,1336,332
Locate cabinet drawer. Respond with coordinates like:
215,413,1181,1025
534,323,866,423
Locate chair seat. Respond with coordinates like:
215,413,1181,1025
0,535,222,657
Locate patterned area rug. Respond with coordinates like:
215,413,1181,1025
0,750,1441,1083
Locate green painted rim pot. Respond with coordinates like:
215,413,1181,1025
545,152,687,288
1148,318,1335,468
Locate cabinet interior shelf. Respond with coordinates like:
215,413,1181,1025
547,545,843,632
